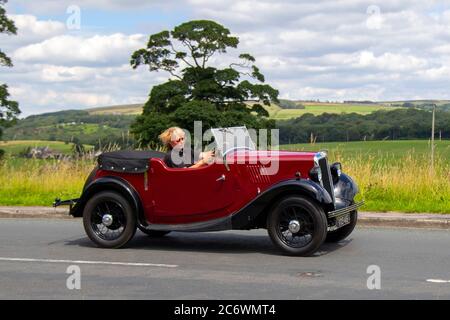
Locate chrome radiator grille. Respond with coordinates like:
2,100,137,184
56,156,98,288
317,155,335,206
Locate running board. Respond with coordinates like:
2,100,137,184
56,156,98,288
140,215,232,233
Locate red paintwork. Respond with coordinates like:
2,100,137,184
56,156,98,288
95,150,318,224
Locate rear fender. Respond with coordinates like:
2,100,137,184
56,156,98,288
70,176,147,226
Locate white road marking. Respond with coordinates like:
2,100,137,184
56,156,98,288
0,257,178,268
426,279,450,283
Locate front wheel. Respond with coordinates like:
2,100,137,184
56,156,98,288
82,191,137,248
267,195,328,256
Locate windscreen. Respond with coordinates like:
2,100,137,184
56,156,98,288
210,126,256,156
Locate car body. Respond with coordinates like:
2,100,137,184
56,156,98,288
55,127,363,256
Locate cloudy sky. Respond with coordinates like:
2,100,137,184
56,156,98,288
1,0,450,116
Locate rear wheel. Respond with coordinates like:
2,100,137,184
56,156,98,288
82,191,137,248
267,195,328,256
325,211,358,243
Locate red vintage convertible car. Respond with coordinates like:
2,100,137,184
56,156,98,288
54,127,363,256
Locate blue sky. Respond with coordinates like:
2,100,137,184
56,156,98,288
17,8,188,34
2,0,450,116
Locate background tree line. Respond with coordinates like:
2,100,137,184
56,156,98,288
278,108,450,144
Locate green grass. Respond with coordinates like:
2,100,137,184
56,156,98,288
0,156,94,206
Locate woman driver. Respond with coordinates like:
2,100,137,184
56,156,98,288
159,127,214,168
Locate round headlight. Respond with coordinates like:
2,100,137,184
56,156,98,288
330,162,342,183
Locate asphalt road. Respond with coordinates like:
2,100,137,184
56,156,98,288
0,218,449,299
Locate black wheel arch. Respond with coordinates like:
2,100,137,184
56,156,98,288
71,176,148,226
231,179,334,230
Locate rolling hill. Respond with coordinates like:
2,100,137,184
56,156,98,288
4,99,447,148
2,110,135,148
83,100,402,119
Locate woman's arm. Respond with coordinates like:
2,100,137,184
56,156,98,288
187,150,215,168
188,158,207,169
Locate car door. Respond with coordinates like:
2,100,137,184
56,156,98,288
148,159,236,224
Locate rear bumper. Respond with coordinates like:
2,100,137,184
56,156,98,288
327,200,365,219
53,198,79,212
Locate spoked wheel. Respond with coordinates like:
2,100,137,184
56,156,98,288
83,191,137,248
267,195,328,256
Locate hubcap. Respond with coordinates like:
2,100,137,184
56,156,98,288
90,200,127,241
102,214,113,227
288,220,301,233
277,205,315,248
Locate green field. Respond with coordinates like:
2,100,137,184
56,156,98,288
0,140,93,155
88,103,143,115
281,140,450,164
270,102,401,120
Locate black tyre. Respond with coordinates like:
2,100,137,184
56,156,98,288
325,211,357,243
267,195,328,256
82,191,137,248
138,226,171,237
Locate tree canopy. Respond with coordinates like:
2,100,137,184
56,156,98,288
130,20,278,147
0,0,20,147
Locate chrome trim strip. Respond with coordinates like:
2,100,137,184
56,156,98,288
327,201,365,218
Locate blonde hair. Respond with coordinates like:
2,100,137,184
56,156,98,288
159,127,184,147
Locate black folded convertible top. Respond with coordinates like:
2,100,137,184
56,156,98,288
98,150,166,173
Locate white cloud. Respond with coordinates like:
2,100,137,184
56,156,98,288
11,14,66,39
13,33,146,66
1,15,66,53
38,91,116,108
5,61,161,116
39,65,97,82
353,51,428,72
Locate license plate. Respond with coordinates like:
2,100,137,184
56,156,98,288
335,213,351,228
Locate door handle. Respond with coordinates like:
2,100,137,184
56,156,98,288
216,174,226,182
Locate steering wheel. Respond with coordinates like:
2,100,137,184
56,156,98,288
222,146,252,171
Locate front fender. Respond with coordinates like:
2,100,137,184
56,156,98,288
333,173,360,209
231,179,333,229
70,176,146,225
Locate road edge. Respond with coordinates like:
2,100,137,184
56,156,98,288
0,206,449,229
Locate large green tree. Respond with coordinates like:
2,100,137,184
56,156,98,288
0,0,20,155
130,20,278,147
